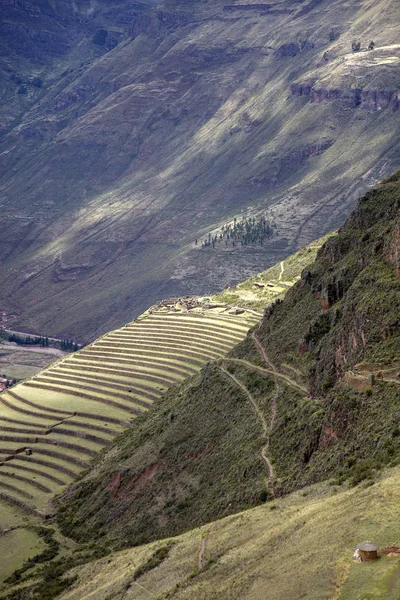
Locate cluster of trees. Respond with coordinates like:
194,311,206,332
352,40,375,52
60,340,80,351
8,334,49,346
197,216,276,250
7,333,80,352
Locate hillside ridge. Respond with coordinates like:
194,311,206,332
51,174,400,559
0,173,399,599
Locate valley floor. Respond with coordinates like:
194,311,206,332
0,344,65,380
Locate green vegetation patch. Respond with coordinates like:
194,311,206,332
55,176,400,555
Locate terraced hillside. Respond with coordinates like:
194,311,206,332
0,305,258,516
55,175,400,556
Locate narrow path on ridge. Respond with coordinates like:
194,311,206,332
221,357,308,395
251,330,284,494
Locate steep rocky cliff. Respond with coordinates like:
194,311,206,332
0,0,399,339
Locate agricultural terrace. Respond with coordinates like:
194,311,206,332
0,301,258,515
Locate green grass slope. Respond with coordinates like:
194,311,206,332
211,232,334,310
1,175,399,599
55,175,400,558
56,467,400,600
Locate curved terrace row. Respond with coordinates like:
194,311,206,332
0,307,258,515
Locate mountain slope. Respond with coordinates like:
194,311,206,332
0,0,399,339
55,174,400,552
56,466,400,600
0,173,399,600
0,228,323,592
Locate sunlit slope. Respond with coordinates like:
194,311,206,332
211,231,335,310
59,467,400,600
1,0,400,341
0,307,258,515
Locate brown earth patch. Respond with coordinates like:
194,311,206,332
381,547,400,555
320,426,338,449
109,464,160,500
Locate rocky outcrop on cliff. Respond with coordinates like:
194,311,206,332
291,45,400,111
259,172,400,398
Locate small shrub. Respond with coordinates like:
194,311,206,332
350,460,376,486
133,544,172,581
322,377,335,392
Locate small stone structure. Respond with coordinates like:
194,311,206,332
357,541,379,561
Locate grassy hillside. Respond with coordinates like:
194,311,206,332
42,467,400,599
54,175,400,558
211,232,334,310
0,230,321,593
0,0,399,339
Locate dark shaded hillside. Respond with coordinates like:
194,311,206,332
57,174,400,550
0,0,399,339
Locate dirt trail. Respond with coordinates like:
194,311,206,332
279,261,284,281
198,523,215,571
218,363,276,494
217,331,311,496
223,357,308,395
251,332,280,489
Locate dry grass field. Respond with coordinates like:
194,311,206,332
58,466,400,600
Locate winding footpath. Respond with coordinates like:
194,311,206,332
221,357,308,395
216,329,286,497
219,365,274,484
251,331,280,496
